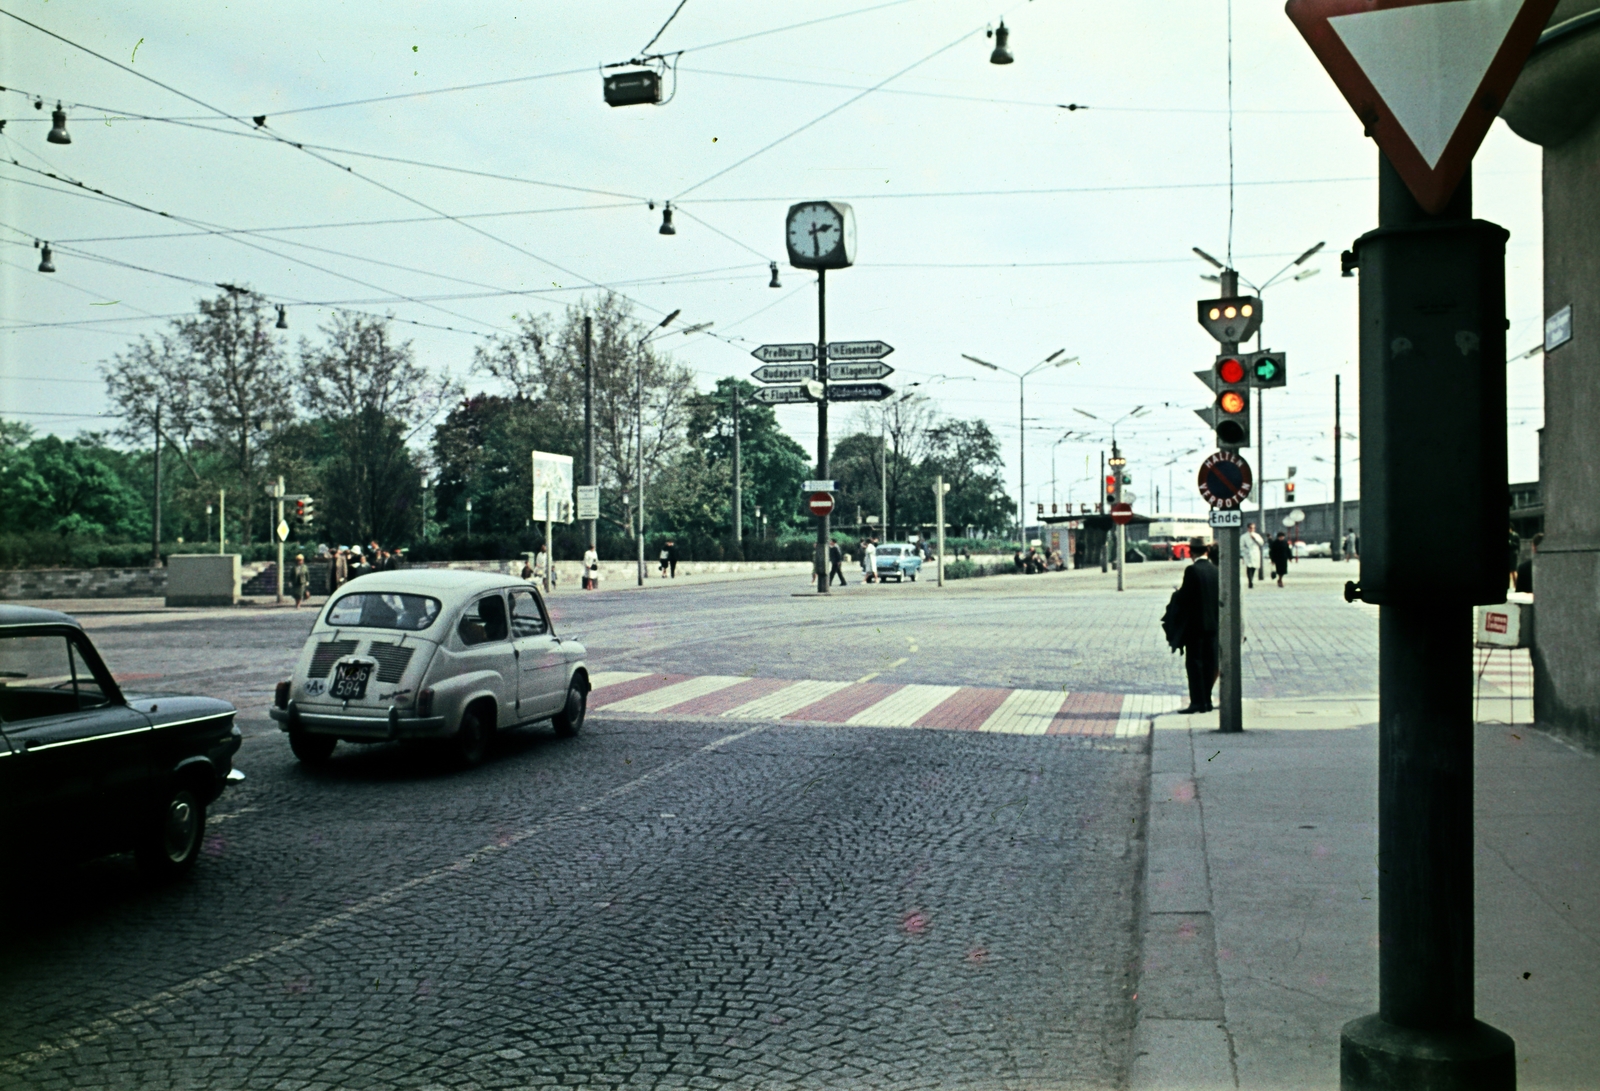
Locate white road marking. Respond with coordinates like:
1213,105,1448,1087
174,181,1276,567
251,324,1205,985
601,675,746,714
722,679,851,720
588,670,651,691
978,688,1068,735
845,684,961,727
1120,694,1184,737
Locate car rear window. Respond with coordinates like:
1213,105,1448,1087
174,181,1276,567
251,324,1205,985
878,547,902,557
325,593,442,631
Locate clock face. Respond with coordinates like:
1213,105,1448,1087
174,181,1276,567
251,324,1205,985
786,201,855,270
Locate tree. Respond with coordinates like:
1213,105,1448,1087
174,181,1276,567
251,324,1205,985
924,419,1013,536
431,394,570,540
298,312,454,544
471,292,695,541
2,433,146,539
836,394,939,538
684,377,811,538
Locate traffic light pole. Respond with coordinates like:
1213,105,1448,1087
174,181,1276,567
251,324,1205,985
273,476,285,606
1217,270,1243,735
1339,158,1514,1090
1332,374,1344,561
815,269,830,595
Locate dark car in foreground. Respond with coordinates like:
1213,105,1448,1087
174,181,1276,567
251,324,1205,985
0,605,241,877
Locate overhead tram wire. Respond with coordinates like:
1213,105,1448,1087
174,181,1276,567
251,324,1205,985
0,8,677,324
671,22,984,201
1,159,510,336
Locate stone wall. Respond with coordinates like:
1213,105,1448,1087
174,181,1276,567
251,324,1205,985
1,567,167,600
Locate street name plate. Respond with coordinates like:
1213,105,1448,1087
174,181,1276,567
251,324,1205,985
802,479,836,493
1208,508,1242,528
750,385,812,405
826,340,894,360
751,363,816,384
576,485,600,520
827,361,894,381
827,382,894,402
751,342,817,363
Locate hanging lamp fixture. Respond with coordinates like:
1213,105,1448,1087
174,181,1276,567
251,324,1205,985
36,241,55,273
659,201,676,235
987,21,1014,65
47,102,71,144
276,305,289,329
768,261,781,289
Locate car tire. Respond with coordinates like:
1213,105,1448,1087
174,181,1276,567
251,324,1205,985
454,706,492,766
289,729,337,764
135,784,206,879
552,683,587,738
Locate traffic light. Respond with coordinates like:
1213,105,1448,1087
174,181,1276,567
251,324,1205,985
1105,475,1117,502
296,497,315,526
1197,296,1263,345
1194,354,1252,447
1285,481,1296,504
1037,503,1045,517
1249,350,1288,388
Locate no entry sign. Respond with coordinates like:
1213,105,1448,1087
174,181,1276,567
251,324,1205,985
807,492,835,518
1197,451,1254,510
1110,502,1133,526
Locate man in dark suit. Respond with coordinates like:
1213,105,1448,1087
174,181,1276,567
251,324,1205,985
1179,538,1220,713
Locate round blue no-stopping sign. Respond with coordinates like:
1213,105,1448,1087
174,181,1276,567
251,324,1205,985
1197,450,1254,510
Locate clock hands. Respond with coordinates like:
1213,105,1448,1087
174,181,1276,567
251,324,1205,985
808,220,835,258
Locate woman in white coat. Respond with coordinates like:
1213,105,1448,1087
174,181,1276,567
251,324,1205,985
1245,522,1266,588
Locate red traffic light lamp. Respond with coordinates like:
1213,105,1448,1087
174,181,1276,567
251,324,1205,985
1195,354,1252,447
1285,481,1296,504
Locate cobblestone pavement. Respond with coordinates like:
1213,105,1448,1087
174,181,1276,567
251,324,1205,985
2,562,1378,1089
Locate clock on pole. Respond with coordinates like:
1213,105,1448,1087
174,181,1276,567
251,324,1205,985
785,202,856,271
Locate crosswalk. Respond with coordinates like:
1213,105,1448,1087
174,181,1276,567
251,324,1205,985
1474,647,1533,697
587,670,1182,738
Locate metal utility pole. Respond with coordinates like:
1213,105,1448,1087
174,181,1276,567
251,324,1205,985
636,345,645,587
960,348,1074,550
218,489,226,555
1217,267,1244,736
880,421,888,540
273,476,285,605
732,384,742,549
1110,443,1126,592
151,401,162,566
934,474,947,586
1333,373,1344,561
584,315,596,553
1100,450,1108,572
815,269,831,594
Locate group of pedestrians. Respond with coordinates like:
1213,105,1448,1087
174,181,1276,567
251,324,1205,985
1012,546,1065,574
1243,522,1293,589
314,542,401,605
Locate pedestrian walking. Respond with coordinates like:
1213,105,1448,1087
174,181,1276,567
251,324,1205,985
1342,529,1357,561
1173,537,1219,713
1269,532,1292,587
1245,522,1265,589
327,548,342,595
828,540,848,586
665,539,679,578
521,558,535,581
863,538,878,584
658,544,670,578
291,554,311,607
582,546,599,590
536,544,557,586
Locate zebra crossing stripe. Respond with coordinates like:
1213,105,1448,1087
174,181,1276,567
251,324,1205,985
979,688,1069,735
845,684,962,727
601,675,747,714
723,679,853,720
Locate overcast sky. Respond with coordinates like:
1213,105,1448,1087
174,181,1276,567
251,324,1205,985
0,0,1546,517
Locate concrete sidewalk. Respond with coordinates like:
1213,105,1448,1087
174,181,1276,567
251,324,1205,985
1132,699,1599,1090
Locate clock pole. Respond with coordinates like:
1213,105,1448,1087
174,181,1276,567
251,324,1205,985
815,267,830,594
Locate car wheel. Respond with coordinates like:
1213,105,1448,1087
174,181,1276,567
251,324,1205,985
135,784,206,879
454,706,492,766
553,683,587,738
289,729,337,764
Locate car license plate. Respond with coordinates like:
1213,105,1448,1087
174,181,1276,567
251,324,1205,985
330,661,373,701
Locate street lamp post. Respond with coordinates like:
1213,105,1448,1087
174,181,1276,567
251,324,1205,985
961,348,1077,546
465,497,472,538
635,309,684,587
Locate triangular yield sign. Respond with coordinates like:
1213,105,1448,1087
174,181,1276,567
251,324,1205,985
1286,0,1558,212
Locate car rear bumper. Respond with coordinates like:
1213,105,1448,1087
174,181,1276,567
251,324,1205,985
270,701,450,740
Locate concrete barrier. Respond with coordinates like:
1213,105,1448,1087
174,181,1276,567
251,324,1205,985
0,567,166,601
165,554,241,607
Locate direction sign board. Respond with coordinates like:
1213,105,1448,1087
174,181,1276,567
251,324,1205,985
1286,0,1558,213
802,479,836,493
827,361,895,382
826,340,894,361
827,382,894,403
575,485,600,520
750,342,817,363
751,363,816,384
807,492,835,517
1197,450,1255,510
750,385,812,405
1110,502,1134,526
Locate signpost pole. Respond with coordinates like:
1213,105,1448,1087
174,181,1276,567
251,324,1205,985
815,269,830,595
732,384,742,551
1217,270,1243,735
584,314,596,554
1333,374,1344,561
544,494,553,595
274,476,285,605
935,475,946,587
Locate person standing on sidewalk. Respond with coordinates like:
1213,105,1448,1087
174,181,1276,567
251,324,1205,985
582,545,599,590
862,539,878,584
291,554,311,607
665,539,679,578
1177,538,1219,713
1244,522,1265,589
1269,531,1292,588
828,540,848,586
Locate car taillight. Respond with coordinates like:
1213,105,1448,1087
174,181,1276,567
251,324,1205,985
274,680,291,709
417,687,434,717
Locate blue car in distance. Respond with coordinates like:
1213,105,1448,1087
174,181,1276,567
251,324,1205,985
873,543,924,583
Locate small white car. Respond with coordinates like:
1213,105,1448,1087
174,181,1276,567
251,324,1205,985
270,570,589,765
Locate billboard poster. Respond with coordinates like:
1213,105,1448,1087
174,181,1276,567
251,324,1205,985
531,451,574,524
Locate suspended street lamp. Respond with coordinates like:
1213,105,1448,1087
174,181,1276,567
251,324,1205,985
769,261,781,289
987,21,1014,65
276,305,289,329
36,241,55,273
659,201,676,235
47,102,71,144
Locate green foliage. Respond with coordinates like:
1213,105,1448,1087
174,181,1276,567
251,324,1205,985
431,395,572,541
685,377,812,536
1,433,149,540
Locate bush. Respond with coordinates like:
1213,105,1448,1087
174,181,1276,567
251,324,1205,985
943,559,1012,580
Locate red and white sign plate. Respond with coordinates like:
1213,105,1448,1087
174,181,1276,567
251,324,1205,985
1285,0,1557,213
807,492,835,518
1111,502,1134,526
